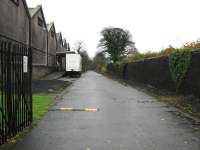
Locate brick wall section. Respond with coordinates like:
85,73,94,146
124,50,200,97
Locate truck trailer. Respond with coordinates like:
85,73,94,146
65,52,82,77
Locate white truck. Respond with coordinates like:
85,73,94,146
65,52,82,77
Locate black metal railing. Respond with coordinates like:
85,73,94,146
0,35,32,145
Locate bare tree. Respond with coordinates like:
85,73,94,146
73,40,86,54
73,40,92,72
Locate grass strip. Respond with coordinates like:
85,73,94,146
33,95,54,121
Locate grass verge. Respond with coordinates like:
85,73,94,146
33,95,54,121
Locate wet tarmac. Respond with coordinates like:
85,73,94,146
13,71,200,150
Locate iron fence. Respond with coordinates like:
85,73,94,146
0,34,32,145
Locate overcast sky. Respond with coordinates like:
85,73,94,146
27,0,200,58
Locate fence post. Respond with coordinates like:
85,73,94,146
29,47,33,122
6,43,12,138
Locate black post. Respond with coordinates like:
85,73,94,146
6,43,12,138
29,47,33,123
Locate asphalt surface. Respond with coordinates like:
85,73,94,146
32,80,71,94
13,71,200,150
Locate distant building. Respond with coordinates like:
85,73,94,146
0,0,30,44
29,5,56,79
56,33,68,71
63,38,68,49
47,22,57,67
62,39,71,51
67,43,71,51
56,32,63,52
29,5,48,66
0,1,69,79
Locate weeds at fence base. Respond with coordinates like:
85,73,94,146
158,95,200,119
104,73,200,121
0,126,32,150
0,95,54,149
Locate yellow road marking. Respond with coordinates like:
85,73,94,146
85,108,98,112
58,107,98,112
60,108,73,111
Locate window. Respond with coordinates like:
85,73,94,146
10,0,19,5
38,17,43,27
51,31,54,38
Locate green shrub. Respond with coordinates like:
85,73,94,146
113,61,126,76
106,61,126,77
169,48,192,91
100,66,107,74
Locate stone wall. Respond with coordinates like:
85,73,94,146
0,0,30,44
32,66,57,80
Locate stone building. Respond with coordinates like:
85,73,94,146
29,5,51,79
56,32,63,52
62,38,68,50
47,22,57,68
0,1,69,79
29,5,48,66
0,0,30,44
56,33,68,71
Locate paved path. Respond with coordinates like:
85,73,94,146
13,71,200,150
41,72,64,80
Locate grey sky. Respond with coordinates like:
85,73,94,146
26,0,200,57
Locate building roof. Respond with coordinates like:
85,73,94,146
28,5,47,29
62,38,66,43
56,32,62,40
47,22,57,47
19,0,31,19
28,5,41,17
56,32,63,46
47,22,54,31
62,39,68,49
63,38,67,44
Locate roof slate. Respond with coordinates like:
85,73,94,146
28,5,41,17
47,22,54,31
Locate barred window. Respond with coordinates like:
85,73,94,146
10,0,19,5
